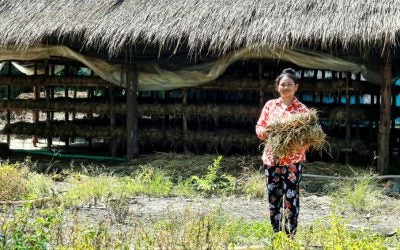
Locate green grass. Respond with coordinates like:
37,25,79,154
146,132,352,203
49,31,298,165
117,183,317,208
332,172,383,213
0,162,54,201
1,156,399,249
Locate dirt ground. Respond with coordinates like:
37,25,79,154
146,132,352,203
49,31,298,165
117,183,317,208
65,193,399,236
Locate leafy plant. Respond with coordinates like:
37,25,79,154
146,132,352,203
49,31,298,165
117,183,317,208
189,156,236,195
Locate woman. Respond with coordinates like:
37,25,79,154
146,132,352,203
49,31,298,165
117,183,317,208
255,68,308,235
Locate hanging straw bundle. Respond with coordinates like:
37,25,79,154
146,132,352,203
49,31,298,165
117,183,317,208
264,109,326,157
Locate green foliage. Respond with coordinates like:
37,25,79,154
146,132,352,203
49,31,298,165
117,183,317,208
1,205,62,249
189,156,236,195
240,170,265,198
0,163,29,200
61,174,124,207
332,172,383,212
298,212,388,250
132,165,173,197
171,177,196,197
24,173,55,200
225,219,273,247
0,161,54,201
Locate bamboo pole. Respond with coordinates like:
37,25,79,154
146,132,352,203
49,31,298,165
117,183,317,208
377,47,392,174
126,64,139,159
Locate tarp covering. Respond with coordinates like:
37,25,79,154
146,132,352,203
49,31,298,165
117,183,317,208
0,45,380,91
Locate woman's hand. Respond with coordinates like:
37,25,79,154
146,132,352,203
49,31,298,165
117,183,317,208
263,127,272,138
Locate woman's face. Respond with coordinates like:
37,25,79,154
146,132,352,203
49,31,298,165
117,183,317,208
277,76,298,99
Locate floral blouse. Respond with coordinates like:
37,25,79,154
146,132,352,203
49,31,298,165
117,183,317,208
256,97,308,166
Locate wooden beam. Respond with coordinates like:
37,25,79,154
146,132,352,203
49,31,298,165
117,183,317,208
377,48,392,174
126,64,139,159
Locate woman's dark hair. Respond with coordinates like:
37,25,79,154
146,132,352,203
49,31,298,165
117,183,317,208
275,68,299,85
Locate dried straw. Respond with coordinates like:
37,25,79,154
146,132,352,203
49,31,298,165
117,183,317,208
0,0,395,56
264,108,326,157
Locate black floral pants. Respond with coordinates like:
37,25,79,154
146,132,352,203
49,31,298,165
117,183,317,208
265,163,302,235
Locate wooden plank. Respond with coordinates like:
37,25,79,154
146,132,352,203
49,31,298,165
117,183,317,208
126,64,139,159
377,48,392,174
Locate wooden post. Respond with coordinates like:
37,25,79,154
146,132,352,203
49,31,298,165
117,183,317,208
345,72,351,164
87,87,93,148
377,48,392,174
259,62,264,108
109,85,117,156
72,86,77,121
45,61,52,149
32,63,39,147
64,85,69,149
6,85,10,148
6,62,11,147
182,88,188,153
126,64,139,159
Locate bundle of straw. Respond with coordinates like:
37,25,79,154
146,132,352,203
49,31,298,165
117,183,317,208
264,109,326,157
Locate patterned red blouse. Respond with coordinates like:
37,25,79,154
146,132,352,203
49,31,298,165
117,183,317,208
256,97,309,166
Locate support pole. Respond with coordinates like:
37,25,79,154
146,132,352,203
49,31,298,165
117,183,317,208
64,85,69,149
44,61,52,149
6,62,11,147
377,48,392,174
182,88,188,153
109,85,117,156
32,63,39,147
126,64,139,159
6,85,10,148
345,72,351,164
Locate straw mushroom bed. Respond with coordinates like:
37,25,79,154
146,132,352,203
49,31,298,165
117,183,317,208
264,109,326,157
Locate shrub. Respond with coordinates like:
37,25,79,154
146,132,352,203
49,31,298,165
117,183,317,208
189,156,236,195
0,164,29,200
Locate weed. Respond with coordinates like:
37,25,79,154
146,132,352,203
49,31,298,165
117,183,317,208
106,196,130,224
240,170,265,198
332,172,383,212
133,165,173,197
1,205,62,249
171,177,196,197
0,163,29,200
189,155,236,195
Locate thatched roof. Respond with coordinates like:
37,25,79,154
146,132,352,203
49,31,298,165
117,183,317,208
0,0,399,56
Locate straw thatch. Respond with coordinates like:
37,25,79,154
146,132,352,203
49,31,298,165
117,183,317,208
0,0,398,56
